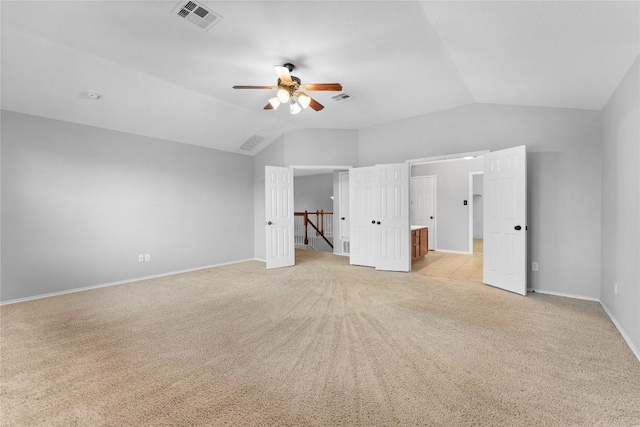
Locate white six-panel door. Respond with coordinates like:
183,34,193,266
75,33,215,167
339,172,350,242
349,166,376,267
350,163,410,272
375,163,411,272
265,166,294,269
410,175,436,250
483,146,527,295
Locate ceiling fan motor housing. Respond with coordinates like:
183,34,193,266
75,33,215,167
278,76,301,95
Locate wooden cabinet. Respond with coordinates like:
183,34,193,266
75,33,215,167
411,227,429,261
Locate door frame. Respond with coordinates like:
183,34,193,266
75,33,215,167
281,165,353,262
468,171,484,254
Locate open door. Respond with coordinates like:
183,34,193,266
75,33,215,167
349,166,376,267
265,166,294,269
350,163,411,272
375,163,411,272
483,146,527,295
410,175,436,250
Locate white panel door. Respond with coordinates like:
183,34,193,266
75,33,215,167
265,166,294,270
483,146,527,295
349,166,377,267
375,163,411,272
339,172,350,241
410,175,436,250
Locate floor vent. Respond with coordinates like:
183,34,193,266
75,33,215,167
239,135,265,151
172,1,222,32
342,240,350,254
331,92,353,102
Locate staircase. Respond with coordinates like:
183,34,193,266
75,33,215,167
294,210,333,253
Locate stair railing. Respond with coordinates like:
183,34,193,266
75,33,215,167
294,210,334,250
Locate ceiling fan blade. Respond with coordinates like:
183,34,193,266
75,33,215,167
274,66,293,84
232,85,277,90
264,102,274,110
300,83,343,91
308,97,324,111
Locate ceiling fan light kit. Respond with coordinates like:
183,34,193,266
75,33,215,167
290,98,302,115
276,89,290,104
233,63,343,114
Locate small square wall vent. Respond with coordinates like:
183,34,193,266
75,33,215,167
172,1,222,32
331,92,353,103
239,135,266,151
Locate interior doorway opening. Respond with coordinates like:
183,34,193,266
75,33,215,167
292,166,350,260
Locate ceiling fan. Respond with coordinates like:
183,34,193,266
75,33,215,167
233,63,343,114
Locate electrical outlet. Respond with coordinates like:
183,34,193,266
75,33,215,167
138,254,144,262
145,254,150,262
532,262,539,271
614,282,618,295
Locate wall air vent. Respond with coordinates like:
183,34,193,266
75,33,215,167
342,240,350,254
239,135,266,151
331,93,353,103
171,1,222,32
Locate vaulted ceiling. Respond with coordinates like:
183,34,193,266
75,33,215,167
2,1,638,155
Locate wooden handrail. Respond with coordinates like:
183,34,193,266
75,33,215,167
294,210,334,249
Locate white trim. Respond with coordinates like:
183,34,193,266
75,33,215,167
0,258,257,306
600,302,640,363
255,258,266,263
407,150,489,166
528,288,600,302
529,289,639,362
434,249,472,255
290,165,352,171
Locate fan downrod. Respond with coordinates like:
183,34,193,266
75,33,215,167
283,63,295,72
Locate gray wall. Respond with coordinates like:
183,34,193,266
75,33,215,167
253,129,358,260
359,104,602,299
283,129,358,167
1,111,254,302
294,174,334,213
412,158,483,252
600,56,640,356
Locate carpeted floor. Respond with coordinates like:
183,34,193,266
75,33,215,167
2,250,639,426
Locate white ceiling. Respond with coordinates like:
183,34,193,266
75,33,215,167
2,1,638,156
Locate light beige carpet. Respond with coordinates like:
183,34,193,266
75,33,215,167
2,250,639,426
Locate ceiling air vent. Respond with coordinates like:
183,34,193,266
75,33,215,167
171,1,222,32
239,135,265,151
331,92,353,103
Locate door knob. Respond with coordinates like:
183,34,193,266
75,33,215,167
341,217,345,220
376,221,381,225
371,220,376,224
267,221,273,225
514,225,521,230
430,216,434,219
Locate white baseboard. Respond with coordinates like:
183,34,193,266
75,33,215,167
434,249,472,255
0,258,258,306
600,302,640,363
254,258,266,263
528,288,600,302
530,289,639,363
